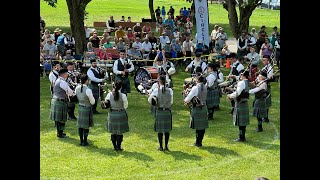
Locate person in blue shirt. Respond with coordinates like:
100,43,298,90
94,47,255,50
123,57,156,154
161,6,166,20
56,33,66,55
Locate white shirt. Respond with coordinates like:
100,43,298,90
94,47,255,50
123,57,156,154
275,40,280,49
43,43,57,56
132,42,143,51
146,82,159,94
173,31,180,39
246,52,260,65
229,60,244,80
161,61,176,75
55,77,75,96
182,40,193,51
249,81,267,94
262,63,274,79
227,80,246,99
141,42,152,52
217,71,224,83
113,58,134,75
184,83,203,103
159,36,170,47
187,60,207,74
105,91,128,109
75,84,95,105
49,70,59,85
248,36,256,46
206,72,217,88
148,85,173,105
87,67,104,83
85,28,96,38
210,29,218,40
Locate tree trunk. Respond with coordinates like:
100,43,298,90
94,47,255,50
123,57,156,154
239,7,252,35
226,0,240,39
65,0,89,55
149,0,156,22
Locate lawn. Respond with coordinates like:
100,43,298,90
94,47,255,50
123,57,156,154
40,1,280,179
40,0,280,38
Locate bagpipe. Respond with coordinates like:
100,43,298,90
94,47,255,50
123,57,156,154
181,75,201,107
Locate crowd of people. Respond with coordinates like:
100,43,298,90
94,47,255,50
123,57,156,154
41,10,279,153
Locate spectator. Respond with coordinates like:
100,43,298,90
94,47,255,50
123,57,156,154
147,47,158,66
185,18,193,34
168,6,175,19
218,44,230,67
117,38,126,52
84,42,96,60
128,44,143,66
173,28,180,39
53,28,62,44
216,27,228,53
40,16,46,34
250,27,258,40
42,39,58,59
106,16,116,35
163,15,174,29
100,29,111,45
84,25,96,42
115,26,127,45
64,32,76,54
159,32,170,50
155,6,161,21
133,23,143,39
210,25,219,45
260,38,273,57
42,29,54,42
161,6,166,20
171,38,183,66
132,37,142,51
127,16,132,22
256,25,268,53
142,22,152,37
182,36,193,65
89,31,100,48
126,28,136,45
119,16,125,22
141,38,152,58
56,33,66,55
182,7,189,18
102,37,113,49
156,17,164,35
237,32,248,62
147,32,158,48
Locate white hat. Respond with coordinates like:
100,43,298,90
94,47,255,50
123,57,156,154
166,41,171,44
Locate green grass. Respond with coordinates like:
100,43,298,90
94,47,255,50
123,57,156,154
40,65,280,179
40,0,280,38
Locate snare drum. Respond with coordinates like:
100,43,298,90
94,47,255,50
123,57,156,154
134,66,159,93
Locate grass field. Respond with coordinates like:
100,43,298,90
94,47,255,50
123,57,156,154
40,66,280,180
40,0,280,38
40,1,280,179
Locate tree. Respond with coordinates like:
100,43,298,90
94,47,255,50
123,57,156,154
222,0,262,39
44,0,91,55
149,0,156,22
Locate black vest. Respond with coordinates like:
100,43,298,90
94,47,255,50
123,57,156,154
117,59,130,77
191,61,203,74
237,80,249,102
239,38,246,48
231,62,241,76
108,20,115,28
90,68,102,85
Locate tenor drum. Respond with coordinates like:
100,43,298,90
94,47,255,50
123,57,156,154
134,66,159,93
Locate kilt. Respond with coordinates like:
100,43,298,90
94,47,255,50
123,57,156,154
233,100,249,126
266,84,272,107
252,98,268,118
116,75,131,94
50,99,68,123
77,105,94,128
190,105,208,130
107,110,129,134
206,88,220,108
154,109,172,133
89,84,99,100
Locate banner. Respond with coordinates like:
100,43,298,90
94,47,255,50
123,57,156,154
195,0,209,47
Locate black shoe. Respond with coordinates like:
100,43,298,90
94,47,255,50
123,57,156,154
157,147,163,151
116,148,123,151
263,118,269,122
256,128,263,132
93,111,100,114
57,134,68,138
190,143,201,147
164,146,170,151
233,138,245,142
83,141,89,146
80,142,84,146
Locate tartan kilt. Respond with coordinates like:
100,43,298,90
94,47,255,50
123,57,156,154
107,110,129,134
50,99,68,123
88,84,99,100
266,84,272,107
77,105,94,128
150,105,156,118
252,98,268,118
233,101,250,126
206,88,220,108
116,75,131,94
154,109,172,132
190,106,209,130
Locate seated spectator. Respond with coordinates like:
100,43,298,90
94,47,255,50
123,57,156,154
147,32,158,48
63,50,75,60
164,25,173,40
115,26,127,45
42,39,58,60
119,16,125,22
142,22,152,37
218,44,230,67
64,32,76,54
84,25,96,42
171,38,183,66
84,42,96,60
103,37,113,49
41,29,54,42
194,39,208,55
128,44,143,66
147,47,158,66
42,33,54,47
106,16,116,35
185,18,193,34
159,32,170,50
180,27,190,42
237,32,248,62
117,38,126,52
127,16,132,22
40,16,46,34
173,28,180,39
100,29,110,45
133,23,143,39
141,38,152,58
260,38,273,57
89,31,101,48
156,17,164,35
163,15,174,29
53,28,62,44
126,28,136,45
247,33,257,48
163,41,171,52
132,37,142,51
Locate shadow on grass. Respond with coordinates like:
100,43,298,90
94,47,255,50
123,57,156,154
61,136,155,161
200,146,241,157
164,150,202,161
244,138,280,151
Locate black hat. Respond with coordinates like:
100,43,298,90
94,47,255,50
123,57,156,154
242,70,250,78
59,68,68,75
90,58,96,64
195,53,201,57
52,61,60,66
208,63,215,69
260,71,268,78
229,52,238,59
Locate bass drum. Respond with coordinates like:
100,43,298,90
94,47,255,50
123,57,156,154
134,66,159,93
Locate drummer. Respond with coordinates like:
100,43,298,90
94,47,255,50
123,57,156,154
185,53,207,76
153,52,175,88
